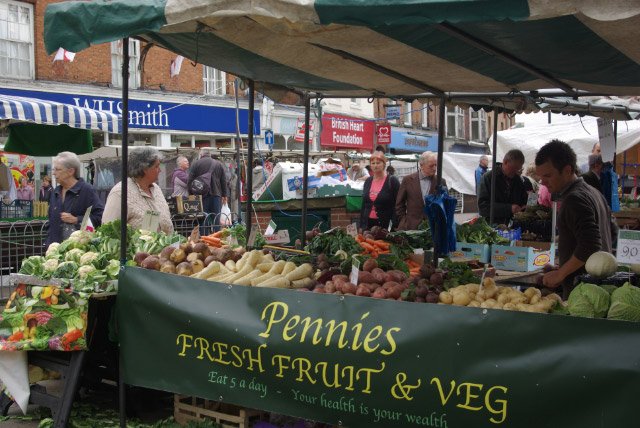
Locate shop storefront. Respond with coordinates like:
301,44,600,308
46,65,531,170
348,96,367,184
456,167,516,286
388,128,438,154
0,88,260,149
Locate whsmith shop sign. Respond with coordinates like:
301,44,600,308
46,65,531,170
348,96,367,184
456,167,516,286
0,88,260,134
389,130,438,152
119,268,640,428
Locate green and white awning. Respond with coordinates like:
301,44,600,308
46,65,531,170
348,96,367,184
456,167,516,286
44,0,640,97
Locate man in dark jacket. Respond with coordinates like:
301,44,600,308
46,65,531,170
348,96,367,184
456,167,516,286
477,149,527,225
581,154,603,194
537,140,617,299
188,149,227,231
395,151,447,230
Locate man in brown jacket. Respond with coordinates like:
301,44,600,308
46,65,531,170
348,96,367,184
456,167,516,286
395,151,447,230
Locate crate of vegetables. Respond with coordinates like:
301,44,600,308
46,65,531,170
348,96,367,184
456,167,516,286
451,242,491,263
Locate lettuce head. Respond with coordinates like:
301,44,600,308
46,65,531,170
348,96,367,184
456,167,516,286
568,283,610,318
607,283,640,322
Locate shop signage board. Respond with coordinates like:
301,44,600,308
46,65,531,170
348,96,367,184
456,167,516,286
388,130,438,152
376,124,391,144
320,114,374,150
119,268,640,428
294,118,316,143
0,88,260,134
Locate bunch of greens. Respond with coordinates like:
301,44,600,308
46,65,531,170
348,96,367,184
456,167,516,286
439,258,480,288
304,229,361,256
456,217,510,245
339,254,409,276
222,224,247,246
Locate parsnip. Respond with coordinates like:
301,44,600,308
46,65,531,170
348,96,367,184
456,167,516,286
285,263,313,281
290,277,312,289
225,260,237,273
261,253,274,264
235,251,251,272
225,264,254,283
281,261,297,277
256,275,290,288
233,269,264,286
245,250,263,268
191,261,221,279
256,263,272,273
251,273,277,286
207,272,234,283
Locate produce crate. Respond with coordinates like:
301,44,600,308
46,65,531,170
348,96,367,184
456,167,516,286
0,199,33,219
174,394,267,428
491,241,554,272
451,242,490,263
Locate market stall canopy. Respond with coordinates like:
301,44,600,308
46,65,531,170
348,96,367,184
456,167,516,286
1,94,122,156
495,116,640,169
44,0,640,98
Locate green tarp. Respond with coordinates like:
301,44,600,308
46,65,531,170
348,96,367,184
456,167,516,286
5,123,93,156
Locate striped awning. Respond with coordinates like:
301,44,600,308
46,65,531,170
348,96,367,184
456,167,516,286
43,0,640,98
0,94,121,133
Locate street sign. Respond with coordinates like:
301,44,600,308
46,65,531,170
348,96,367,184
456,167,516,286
385,106,401,117
265,129,274,148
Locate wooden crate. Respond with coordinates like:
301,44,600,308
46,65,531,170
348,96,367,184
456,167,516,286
174,394,267,428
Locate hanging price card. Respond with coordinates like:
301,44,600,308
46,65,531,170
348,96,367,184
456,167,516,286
616,230,640,265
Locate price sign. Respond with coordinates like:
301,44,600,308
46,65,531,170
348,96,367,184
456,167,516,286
349,256,360,286
616,230,640,265
141,210,160,233
346,223,357,237
265,220,276,236
527,192,539,206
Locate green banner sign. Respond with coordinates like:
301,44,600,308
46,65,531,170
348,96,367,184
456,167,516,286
118,268,640,427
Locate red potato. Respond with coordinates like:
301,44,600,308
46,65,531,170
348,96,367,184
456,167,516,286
324,282,337,293
385,270,407,283
383,281,401,290
356,286,372,297
366,283,381,293
313,288,326,293
372,287,387,299
371,268,385,284
386,286,402,299
332,274,349,283
333,291,343,295
362,259,378,272
357,271,376,285
342,283,357,294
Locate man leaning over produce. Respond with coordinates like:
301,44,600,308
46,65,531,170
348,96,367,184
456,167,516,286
535,140,617,299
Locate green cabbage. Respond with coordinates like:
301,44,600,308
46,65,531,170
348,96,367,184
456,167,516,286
607,283,640,322
600,284,618,295
568,283,610,318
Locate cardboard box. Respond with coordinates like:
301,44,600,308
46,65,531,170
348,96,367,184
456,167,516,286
491,241,554,272
451,242,491,263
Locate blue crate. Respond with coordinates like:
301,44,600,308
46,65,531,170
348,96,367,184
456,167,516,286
0,199,33,219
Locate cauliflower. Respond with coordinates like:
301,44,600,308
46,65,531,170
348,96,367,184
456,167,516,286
138,234,154,242
46,243,60,257
43,259,59,272
79,252,99,266
65,248,85,263
78,265,96,279
69,230,92,246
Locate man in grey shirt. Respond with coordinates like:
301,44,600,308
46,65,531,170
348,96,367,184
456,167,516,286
188,148,227,231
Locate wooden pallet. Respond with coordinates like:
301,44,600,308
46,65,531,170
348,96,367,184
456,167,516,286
174,394,267,428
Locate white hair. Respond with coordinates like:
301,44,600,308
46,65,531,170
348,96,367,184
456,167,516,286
54,152,82,179
419,151,436,165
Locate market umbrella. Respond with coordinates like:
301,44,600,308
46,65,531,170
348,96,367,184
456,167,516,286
44,0,640,97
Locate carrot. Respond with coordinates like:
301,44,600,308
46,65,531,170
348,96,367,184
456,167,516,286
365,238,377,246
359,242,376,252
211,230,225,238
203,236,221,243
374,240,391,250
378,250,390,254
356,234,364,243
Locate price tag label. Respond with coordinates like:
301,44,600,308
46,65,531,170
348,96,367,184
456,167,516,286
616,230,640,265
527,193,539,206
141,210,160,233
349,257,360,286
265,220,276,236
346,223,357,237
388,220,393,232
247,225,258,248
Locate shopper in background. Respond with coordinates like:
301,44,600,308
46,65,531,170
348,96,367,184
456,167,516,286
360,151,400,230
375,144,387,153
475,155,488,194
252,159,269,193
39,176,52,203
387,165,396,176
523,163,541,193
188,148,227,231
579,142,601,174
395,151,446,230
581,154,603,194
102,147,173,234
477,149,527,225
46,152,104,245
17,176,34,200
171,155,190,197
536,139,616,299
347,161,368,181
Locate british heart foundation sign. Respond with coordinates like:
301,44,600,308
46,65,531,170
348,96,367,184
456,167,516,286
377,124,391,144
320,113,374,150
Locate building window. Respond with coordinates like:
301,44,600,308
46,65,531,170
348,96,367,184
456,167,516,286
422,102,430,128
469,109,487,142
404,101,412,126
111,39,140,89
446,106,465,138
0,1,34,79
204,66,226,95
350,98,361,107
387,100,398,126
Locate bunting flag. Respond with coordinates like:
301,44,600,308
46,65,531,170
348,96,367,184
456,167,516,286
170,55,184,78
52,47,75,63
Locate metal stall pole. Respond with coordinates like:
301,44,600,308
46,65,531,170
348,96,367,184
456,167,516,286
234,79,242,219
245,80,255,246
119,37,130,428
433,98,446,266
301,94,311,247
489,110,499,225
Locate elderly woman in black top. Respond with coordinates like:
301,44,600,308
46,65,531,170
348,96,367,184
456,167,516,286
360,151,400,231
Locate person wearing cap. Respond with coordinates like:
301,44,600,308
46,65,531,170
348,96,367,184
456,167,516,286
360,151,400,230
395,151,446,230
347,161,368,181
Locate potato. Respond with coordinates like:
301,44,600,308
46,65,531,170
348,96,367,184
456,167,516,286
160,261,176,274
503,302,517,311
362,259,378,272
371,268,385,284
176,262,193,276
383,281,400,290
532,302,550,313
386,286,401,299
439,291,453,304
483,284,498,299
524,287,541,300
190,259,205,273
510,295,528,305
465,283,480,293
452,291,471,306
187,252,204,263
529,294,541,304
170,249,186,264
357,271,376,285
497,294,511,305
468,301,481,308
160,246,176,260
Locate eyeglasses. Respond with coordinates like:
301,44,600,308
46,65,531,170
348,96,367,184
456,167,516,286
52,168,66,172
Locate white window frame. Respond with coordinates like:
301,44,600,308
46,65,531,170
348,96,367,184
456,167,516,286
469,109,487,143
422,102,430,128
445,106,465,138
350,98,361,108
203,66,227,95
111,39,141,89
0,0,35,79
387,99,398,125
404,101,412,126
